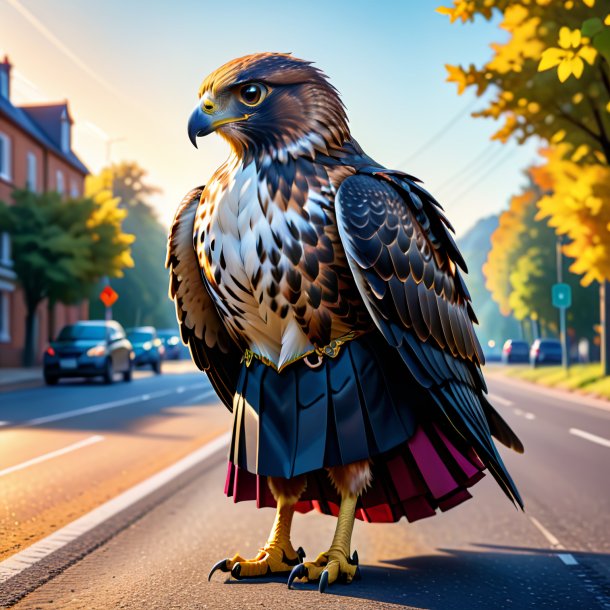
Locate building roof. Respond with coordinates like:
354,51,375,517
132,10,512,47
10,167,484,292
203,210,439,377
0,97,88,175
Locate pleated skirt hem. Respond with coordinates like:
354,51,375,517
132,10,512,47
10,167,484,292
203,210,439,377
225,421,485,524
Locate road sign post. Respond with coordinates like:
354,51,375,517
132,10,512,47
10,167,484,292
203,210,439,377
554,237,570,371
99,285,119,321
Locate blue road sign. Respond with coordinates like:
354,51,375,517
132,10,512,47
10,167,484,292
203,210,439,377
552,283,572,309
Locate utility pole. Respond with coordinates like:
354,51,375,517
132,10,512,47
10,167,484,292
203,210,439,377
105,136,125,164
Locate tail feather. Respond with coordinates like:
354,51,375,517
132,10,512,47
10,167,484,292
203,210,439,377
481,393,524,454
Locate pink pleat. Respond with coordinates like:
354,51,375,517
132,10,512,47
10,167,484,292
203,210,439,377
224,424,485,523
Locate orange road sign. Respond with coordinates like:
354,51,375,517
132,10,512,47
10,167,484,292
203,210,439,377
99,286,118,308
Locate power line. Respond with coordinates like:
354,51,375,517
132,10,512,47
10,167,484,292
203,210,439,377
433,140,500,197
444,145,520,208
394,96,480,169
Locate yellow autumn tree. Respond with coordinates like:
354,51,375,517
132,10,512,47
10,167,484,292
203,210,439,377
440,0,610,372
534,146,610,286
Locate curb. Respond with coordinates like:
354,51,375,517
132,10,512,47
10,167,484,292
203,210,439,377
0,432,230,607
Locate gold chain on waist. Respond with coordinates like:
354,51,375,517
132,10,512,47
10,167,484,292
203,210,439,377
241,331,360,372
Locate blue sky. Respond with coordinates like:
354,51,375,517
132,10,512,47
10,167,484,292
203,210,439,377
0,0,541,234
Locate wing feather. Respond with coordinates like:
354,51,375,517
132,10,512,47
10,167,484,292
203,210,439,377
167,186,242,411
336,172,523,508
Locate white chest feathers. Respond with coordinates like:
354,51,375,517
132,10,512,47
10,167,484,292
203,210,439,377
194,157,316,370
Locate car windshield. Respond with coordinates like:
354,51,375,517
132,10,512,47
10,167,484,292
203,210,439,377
128,331,154,343
541,341,561,350
507,341,528,350
157,330,177,339
57,325,107,341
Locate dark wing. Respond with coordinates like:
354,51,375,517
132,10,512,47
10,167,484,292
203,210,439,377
166,187,242,411
335,171,523,508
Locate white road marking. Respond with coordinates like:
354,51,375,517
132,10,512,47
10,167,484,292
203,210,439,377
529,516,564,549
488,393,513,407
183,389,218,405
569,428,610,449
0,435,104,478
514,408,536,420
558,553,578,566
0,431,230,582
529,517,581,566
20,384,208,427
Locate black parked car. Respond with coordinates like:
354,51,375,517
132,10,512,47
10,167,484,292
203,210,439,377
530,338,563,367
126,327,164,373
157,329,183,360
501,339,530,364
43,321,134,385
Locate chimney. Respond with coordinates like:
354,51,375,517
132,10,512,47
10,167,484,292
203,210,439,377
0,55,11,100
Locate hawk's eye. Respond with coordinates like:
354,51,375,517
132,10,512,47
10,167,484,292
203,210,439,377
239,83,266,106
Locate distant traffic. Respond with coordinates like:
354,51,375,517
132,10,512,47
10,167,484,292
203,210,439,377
43,320,187,385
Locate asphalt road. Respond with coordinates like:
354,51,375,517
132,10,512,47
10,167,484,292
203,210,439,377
0,362,229,562
1,364,609,609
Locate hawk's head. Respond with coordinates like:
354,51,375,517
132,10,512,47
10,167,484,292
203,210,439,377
188,53,349,159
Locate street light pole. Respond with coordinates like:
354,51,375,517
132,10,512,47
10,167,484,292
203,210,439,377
556,237,569,371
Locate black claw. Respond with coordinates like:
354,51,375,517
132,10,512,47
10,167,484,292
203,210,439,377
354,566,362,581
319,570,329,593
287,563,306,589
350,550,359,565
231,563,242,580
296,546,306,562
208,558,230,581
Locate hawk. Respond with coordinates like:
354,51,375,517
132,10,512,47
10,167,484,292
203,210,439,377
168,52,524,592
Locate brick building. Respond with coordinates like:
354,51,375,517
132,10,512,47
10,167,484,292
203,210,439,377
0,56,89,366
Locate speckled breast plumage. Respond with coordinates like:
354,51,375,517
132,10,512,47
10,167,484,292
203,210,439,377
193,152,369,372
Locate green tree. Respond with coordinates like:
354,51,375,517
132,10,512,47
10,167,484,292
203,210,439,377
89,162,175,329
439,0,610,371
0,189,133,366
484,174,597,343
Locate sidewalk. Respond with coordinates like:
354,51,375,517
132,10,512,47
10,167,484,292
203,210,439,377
0,367,43,390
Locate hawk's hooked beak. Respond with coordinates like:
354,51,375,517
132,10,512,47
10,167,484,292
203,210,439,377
188,104,213,149
188,101,250,149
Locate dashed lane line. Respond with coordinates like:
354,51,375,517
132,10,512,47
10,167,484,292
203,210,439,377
0,431,230,583
528,516,579,566
558,554,578,566
514,408,536,420
529,515,564,549
0,435,104,478
488,393,513,407
569,428,610,449
6,383,209,428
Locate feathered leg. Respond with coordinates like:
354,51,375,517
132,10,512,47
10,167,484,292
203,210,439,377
288,460,370,592
209,475,306,580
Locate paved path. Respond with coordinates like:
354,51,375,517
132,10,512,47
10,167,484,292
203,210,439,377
1,368,609,608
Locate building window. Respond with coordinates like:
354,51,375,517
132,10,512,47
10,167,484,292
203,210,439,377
70,180,79,198
0,287,10,343
0,233,11,267
0,132,11,181
27,152,37,191
56,170,64,195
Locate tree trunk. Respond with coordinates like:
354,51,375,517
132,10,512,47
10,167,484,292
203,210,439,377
23,304,39,367
602,280,610,376
47,299,56,342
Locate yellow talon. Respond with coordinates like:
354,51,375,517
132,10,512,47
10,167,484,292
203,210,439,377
288,493,360,592
209,496,304,581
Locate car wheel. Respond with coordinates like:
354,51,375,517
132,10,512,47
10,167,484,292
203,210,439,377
123,361,133,382
152,359,162,375
103,358,114,384
44,372,59,385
